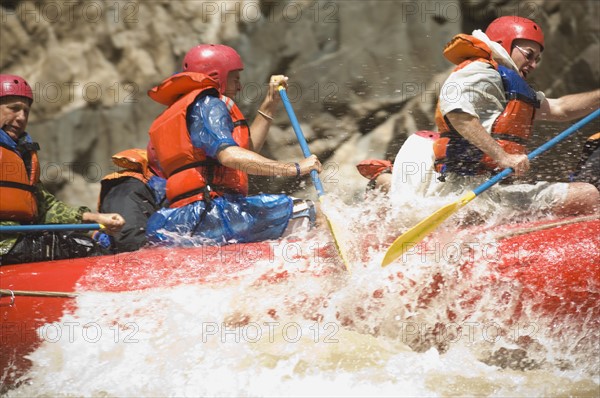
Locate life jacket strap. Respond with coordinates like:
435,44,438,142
169,159,219,176
0,180,37,192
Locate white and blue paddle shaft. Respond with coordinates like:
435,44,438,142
278,87,325,196
278,86,351,271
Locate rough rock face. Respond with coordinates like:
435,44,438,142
1,0,598,208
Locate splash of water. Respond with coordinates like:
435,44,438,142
4,191,599,397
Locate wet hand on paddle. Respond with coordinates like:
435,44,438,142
259,75,289,116
83,212,125,235
297,154,322,176
497,153,529,177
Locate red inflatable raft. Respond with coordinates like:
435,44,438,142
1,215,599,388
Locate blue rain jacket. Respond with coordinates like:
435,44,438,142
146,94,293,245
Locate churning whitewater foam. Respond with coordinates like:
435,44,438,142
4,192,599,397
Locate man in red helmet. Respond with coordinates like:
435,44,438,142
0,74,125,264
430,16,600,220
146,45,322,245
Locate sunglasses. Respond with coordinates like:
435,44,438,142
514,45,542,65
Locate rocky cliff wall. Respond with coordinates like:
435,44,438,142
1,0,598,207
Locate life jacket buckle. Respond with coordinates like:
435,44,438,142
202,185,213,207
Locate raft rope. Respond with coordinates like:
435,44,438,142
0,288,79,299
495,214,600,240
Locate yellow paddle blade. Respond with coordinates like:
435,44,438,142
381,191,476,267
319,196,352,273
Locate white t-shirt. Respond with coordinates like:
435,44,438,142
438,61,545,133
438,61,504,132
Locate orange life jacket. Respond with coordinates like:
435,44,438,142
148,72,250,208
356,159,393,181
98,148,155,210
433,34,540,176
0,133,40,222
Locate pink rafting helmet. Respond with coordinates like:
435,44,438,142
0,74,33,103
182,44,244,95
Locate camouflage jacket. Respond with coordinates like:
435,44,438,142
0,183,90,256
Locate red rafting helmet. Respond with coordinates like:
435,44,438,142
182,44,243,95
485,16,545,54
0,74,34,103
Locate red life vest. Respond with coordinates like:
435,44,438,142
0,135,40,222
433,34,539,175
356,159,393,181
148,72,250,208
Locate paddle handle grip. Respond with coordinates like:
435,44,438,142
0,223,103,233
473,108,600,196
278,87,325,197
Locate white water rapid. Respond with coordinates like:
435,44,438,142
3,191,599,397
